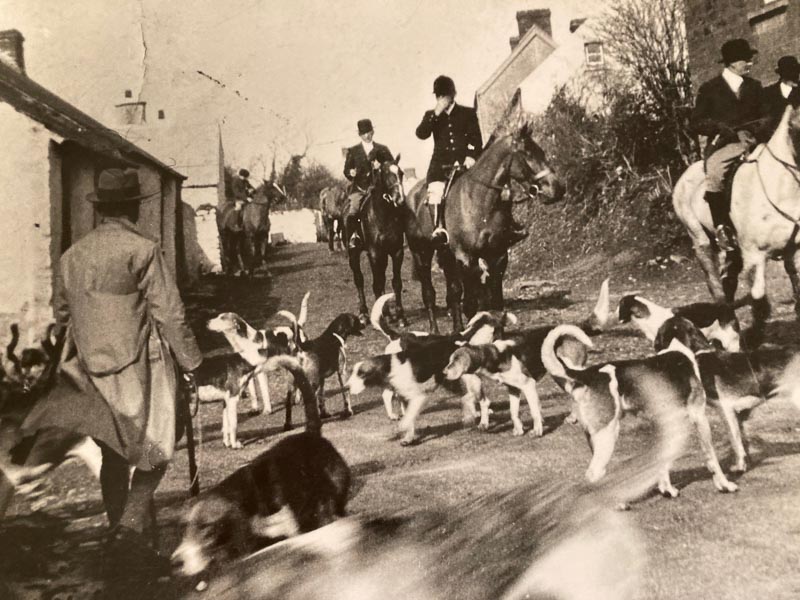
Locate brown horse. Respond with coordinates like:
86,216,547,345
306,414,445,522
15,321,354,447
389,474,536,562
319,185,347,252
242,199,270,277
404,92,565,332
347,156,409,325
216,201,246,276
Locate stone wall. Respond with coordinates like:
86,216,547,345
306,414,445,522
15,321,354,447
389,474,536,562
686,0,800,90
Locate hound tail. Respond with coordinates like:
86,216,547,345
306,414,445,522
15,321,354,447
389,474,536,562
277,310,301,348
297,292,310,328
581,277,610,335
540,324,593,390
260,355,321,435
370,293,402,341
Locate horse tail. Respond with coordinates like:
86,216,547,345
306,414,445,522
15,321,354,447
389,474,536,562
261,356,321,435
370,293,401,341
541,324,594,390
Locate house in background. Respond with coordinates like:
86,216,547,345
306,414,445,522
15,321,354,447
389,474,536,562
517,17,611,115
476,9,557,139
685,0,799,90
111,91,224,276
477,9,613,130
0,29,189,342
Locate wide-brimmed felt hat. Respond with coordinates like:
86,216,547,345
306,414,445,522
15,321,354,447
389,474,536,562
357,119,374,135
86,168,155,204
720,38,757,64
776,56,800,77
433,75,456,97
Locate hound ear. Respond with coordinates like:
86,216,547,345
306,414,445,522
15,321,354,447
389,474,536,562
394,153,401,165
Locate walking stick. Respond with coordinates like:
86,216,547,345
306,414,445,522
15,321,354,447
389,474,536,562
181,372,200,497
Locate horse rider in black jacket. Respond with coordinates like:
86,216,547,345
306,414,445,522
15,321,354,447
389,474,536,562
415,75,484,246
343,118,394,249
690,38,768,251
761,55,800,137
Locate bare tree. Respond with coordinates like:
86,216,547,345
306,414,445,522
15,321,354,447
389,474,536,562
596,0,695,166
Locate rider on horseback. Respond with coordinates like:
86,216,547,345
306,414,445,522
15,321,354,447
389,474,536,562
415,75,484,246
762,55,800,137
232,168,255,210
343,118,394,249
690,38,767,252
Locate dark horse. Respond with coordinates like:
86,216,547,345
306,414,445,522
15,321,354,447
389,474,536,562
319,185,347,252
404,92,565,332
216,201,246,276
242,182,281,277
347,156,409,325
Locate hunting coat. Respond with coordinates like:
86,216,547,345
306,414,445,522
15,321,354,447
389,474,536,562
24,217,202,470
761,81,791,137
343,141,394,192
232,175,255,202
415,103,483,182
690,74,768,155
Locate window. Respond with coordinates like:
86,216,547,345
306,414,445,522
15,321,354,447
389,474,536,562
158,109,165,120
585,42,604,68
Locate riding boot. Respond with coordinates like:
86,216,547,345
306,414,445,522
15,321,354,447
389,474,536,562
345,214,362,250
704,191,736,251
431,204,449,246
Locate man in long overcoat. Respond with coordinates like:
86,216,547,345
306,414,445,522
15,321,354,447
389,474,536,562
24,168,202,575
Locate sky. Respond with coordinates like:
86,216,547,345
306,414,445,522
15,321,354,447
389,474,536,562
1,0,598,179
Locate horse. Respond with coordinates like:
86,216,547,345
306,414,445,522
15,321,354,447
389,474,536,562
347,156,409,326
674,97,800,338
733,98,800,336
242,199,270,277
319,185,347,252
403,91,565,333
216,201,246,276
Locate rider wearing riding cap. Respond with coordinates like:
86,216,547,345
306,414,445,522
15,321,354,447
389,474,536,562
762,55,800,136
690,38,768,251
343,118,394,249
415,75,483,246
232,168,255,209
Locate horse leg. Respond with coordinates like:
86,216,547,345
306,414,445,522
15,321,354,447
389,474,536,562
742,250,770,345
412,249,439,334
784,247,800,321
348,248,369,321
488,253,509,310
438,249,464,332
390,247,409,326
693,242,726,302
326,218,335,253
370,250,388,300
721,249,742,303
461,262,480,320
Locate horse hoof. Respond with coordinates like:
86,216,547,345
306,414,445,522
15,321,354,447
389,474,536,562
341,409,353,419
319,410,332,419
283,423,293,432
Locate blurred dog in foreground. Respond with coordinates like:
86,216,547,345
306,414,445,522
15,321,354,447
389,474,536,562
201,391,687,600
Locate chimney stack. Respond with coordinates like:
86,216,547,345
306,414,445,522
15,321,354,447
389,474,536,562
570,18,587,33
517,9,552,39
0,30,25,75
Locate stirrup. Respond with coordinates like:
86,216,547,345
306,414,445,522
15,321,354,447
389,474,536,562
431,227,449,245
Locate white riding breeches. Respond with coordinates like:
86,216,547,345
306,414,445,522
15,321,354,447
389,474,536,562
427,181,445,206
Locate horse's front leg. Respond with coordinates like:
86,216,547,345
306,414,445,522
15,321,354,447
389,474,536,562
438,248,464,332
348,248,369,322
390,246,408,326
693,241,727,302
488,252,509,310
742,249,770,345
783,246,800,321
411,248,439,334
370,250,388,299
721,249,742,303
325,219,334,253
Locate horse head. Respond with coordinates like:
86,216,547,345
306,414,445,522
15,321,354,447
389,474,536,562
506,122,565,204
373,154,405,207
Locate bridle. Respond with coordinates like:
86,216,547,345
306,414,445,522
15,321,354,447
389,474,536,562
376,164,405,206
468,136,553,202
752,143,800,226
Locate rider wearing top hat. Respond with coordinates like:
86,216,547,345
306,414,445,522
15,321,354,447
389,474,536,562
343,118,394,249
690,38,767,251
415,75,483,246
762,55,800,135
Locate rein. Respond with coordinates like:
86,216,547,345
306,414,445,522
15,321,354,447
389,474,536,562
752,144,800,226
464,143,552,202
